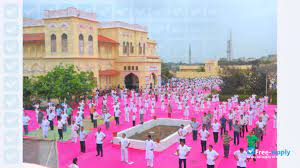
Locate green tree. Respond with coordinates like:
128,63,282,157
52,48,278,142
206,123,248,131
220,67,267,96
23,77,34,108
161,62,174,82
33,64,96,102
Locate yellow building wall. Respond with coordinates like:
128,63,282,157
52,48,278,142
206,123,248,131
23,13,161,89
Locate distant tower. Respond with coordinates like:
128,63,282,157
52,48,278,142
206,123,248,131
189,44,192,64
227,31,232,61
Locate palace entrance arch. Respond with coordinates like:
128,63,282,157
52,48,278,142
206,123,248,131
125,73,139,90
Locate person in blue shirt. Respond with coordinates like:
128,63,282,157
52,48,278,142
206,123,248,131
56,105,62,120
220,115,227,136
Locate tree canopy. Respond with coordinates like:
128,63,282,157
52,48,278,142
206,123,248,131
24,64,96,105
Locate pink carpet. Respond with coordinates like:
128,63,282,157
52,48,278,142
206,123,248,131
25,94,277,168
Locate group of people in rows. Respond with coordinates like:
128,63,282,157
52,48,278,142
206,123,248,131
23,77,277,168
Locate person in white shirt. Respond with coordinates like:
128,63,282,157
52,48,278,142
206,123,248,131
119,133,130,163
61,111,68,132
71,121,79,143
204,145,219,168
75,113,83,127
177,141,190,168
132,112,136,126
57,118,63,141
124,104,130,122
68,158,79,168
23,113,31,135
256,117,266,141
48,111,56,130
178,125,188,143
212,119,221,143
260,111,269,135
93,111,99,128
79,127,88,153
145,135,155,168
114,106,121,126
273,110,277,129
239,115,247,138
139,106,145,124
199,127,210,153
95,127,106,157
234,148,249,168
41,117,50,138
102,111,111,130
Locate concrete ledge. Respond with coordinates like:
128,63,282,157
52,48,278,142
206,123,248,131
112,118,192,152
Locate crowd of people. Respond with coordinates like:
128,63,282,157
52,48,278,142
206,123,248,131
23,77,277,168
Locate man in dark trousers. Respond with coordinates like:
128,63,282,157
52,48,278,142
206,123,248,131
79,127,87,153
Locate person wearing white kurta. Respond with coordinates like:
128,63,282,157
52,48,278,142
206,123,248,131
234,148,248,168
41,117,50,138
71,121,79,143
145,135,155,168
177,141,190,168
95,128,106,156
119,133,130,163
204,145,219,167
124,104,130,122
184,105,189,119
273,110,277,128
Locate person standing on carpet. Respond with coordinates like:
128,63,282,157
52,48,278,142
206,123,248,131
139,106,145,124
212,119,220,143
57,117,63,141
167,102,172,118
228,110,234,131
68,158,79,168
199,127,210,153
177,141,190,168
233,120,241,146
114,106,121,126
234,148,248,168
79,127,88,153
101,111,111,130
145,135,155,168
246,130,259,162
204,145,219,168
119,133,130,163
95,127,106,157
222,131,232,158
191,118,200,141
48,110,55,131
93,111,99,128
220,115,227,136
23,113,30,135
41,117,50,138
178,124,188,143
71,120,79,143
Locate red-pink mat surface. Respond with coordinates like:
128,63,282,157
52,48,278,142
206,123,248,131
25,95,277,168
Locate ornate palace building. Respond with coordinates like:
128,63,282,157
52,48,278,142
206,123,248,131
23,7,161,89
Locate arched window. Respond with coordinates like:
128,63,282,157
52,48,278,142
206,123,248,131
139,43,142,54
51,34,56,53
126,42,129,55
79,34,84,55
88,35,93,56
123,42,126,54
143,43,146,55
129,42,133,54
61,33,68,53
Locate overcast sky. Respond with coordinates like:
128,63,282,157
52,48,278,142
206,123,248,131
24,0,276,63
